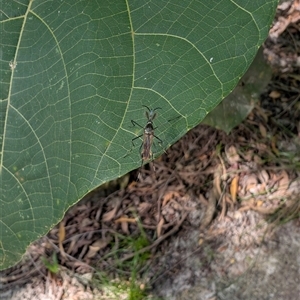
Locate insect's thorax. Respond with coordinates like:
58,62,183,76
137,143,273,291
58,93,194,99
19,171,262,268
144,121,154,134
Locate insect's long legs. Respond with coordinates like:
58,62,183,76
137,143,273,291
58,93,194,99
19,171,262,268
131,134,144,146
131,120,144,129
153,134,163,145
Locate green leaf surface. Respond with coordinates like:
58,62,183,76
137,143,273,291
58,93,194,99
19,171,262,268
0,0,278,269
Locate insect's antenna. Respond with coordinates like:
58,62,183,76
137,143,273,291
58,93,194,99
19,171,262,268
142,105,151,112
142,105,162,122
142,105,162,113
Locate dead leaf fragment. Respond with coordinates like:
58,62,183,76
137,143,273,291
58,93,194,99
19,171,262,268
241,174,258,195
259,123,267,138
225,145,240,165
58,221,66,259
269,170,290,199
156,217,165,237
258,170,269,183
103,207,118,222
86,237,112,259
115,217,136,223
269,90,281,99
230,176,239,203
121,221,129,235
102,197,122,222
58,221,66,243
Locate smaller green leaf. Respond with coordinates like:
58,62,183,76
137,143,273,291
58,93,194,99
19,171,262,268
203,48,273,134
41,252,59,274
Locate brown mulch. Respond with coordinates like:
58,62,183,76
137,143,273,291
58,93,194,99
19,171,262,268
1,1,300,299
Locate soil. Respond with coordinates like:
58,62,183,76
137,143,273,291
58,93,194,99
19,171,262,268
1,1,300,299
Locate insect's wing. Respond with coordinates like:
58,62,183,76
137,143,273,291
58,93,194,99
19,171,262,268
141,134,153,160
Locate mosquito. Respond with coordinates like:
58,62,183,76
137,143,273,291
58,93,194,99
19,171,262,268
131,105,163,171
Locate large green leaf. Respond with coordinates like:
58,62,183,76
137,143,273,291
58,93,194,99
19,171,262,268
0,0,277,269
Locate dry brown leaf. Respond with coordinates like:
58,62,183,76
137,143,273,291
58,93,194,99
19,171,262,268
162,191,181,206
278,170,289,190
81,218,93,228
225,194,234,210
244,174,258,193
103,206,118,222
121,220,129,235
253,154,264,165
278,1,292,10
289,179,300,195
198,193,208,205
269,170,290,199
66,237,78,255
289,10,300,24
259,123,267,138
58,222,66,259
269,90,281,99
213,164,223,197
219,195,227,220
244,149,254,161
138,202,152,214
162,205,175,217
230,176,239,203
270,0,300,39
115,215,133,235
128,181,137,190
248,205,278,214
115,217,136,223
258,182,267,194
239,197,256,207
257,200,263,207
156,217,165,237
269,16,291,39
225,145,240,165
255,105,269,122
86,237,112,259
200,186,218,228
58,221,65,243
258,169,269,183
